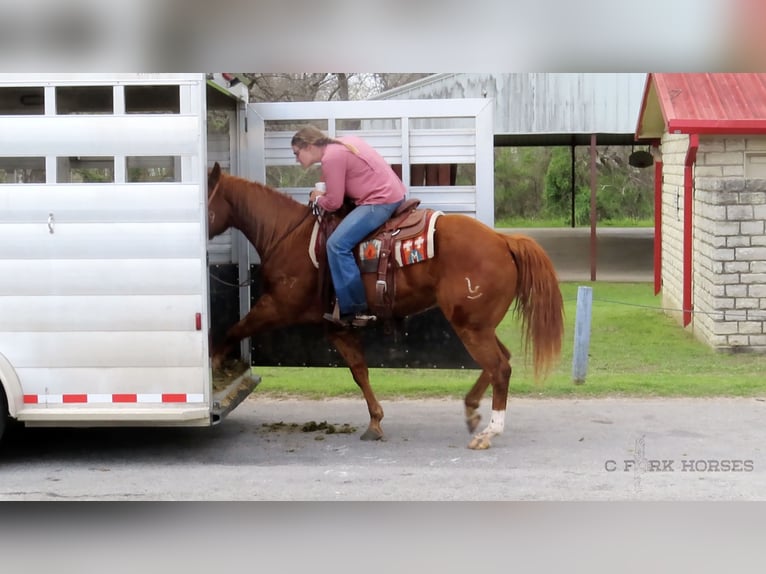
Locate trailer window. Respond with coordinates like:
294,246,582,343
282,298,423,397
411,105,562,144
127,156,180,182
266,119,329,133
266,164,322,189
56,86,113,115
0,157,46,183
125,85,180,114
57,157,114,183
337,118,400,132
0,87,44,115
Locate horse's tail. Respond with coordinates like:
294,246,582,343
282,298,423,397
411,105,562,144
502,233,565,381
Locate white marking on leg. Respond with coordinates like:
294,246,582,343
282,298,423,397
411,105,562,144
485,409,506,435
469,410,506,449
475,410,505,439
465,277,483,300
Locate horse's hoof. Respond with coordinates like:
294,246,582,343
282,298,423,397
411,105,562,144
466,412,482,434
468,434,492,450
360,428,384,441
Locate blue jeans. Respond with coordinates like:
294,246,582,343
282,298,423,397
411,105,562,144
327,200,403,315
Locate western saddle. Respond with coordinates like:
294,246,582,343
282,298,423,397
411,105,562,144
316,198,432,322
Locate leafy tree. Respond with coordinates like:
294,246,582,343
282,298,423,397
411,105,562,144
72,168,112,183
495,147,551,219
542,145,654,225
543,147,581,222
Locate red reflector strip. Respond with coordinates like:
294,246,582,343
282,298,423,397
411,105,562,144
21,393,203,404
195,312,202,331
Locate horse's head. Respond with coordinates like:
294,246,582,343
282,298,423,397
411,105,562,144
207,162,231,239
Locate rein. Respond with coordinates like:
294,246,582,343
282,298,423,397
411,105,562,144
268,206,314,253
209,271,256,288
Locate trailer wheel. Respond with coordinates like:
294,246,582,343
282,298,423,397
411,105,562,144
0,387,7,444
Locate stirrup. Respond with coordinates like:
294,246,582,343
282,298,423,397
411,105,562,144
323,312,351,327
350,313,377,328
322,301,376,328
323,300,350,327
329,299,342,321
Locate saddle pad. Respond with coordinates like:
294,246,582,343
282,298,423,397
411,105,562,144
360,210,442,271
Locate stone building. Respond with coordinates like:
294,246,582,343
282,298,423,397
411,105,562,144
636,73,766,352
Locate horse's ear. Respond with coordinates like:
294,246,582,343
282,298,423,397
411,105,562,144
210,162,221,183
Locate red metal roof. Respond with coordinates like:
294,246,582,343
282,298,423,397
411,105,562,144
636,73,766,139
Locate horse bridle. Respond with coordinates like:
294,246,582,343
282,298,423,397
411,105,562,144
207,179,222,225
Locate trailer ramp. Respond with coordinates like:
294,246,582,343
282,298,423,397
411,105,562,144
211,368,261,423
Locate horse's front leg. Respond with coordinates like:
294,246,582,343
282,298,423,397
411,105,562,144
211,293,286,370
326,329,384,441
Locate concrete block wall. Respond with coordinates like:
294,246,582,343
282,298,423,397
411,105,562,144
662,134,766,352
659,133,688,325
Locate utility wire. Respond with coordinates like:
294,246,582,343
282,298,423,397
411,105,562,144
563,296,766,322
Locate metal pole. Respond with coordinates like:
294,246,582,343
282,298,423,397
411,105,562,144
572,285,593,385
570,143,576,228
590,133,597,281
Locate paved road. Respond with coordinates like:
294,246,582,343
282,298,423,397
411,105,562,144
1,395,764,500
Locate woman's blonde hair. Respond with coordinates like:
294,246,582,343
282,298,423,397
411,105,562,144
291,125,358,154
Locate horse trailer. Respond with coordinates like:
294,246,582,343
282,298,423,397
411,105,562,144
0,73,259,442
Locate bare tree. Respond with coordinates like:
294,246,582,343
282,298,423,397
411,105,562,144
371,73,432,94
243,73,334,102
334,73,350,100
240,73,433,102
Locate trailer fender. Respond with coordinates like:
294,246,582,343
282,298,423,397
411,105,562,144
0,352,23,418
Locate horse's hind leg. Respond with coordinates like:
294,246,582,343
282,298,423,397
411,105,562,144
455,329,512,450
463,336,511,434
326,330,384,441
464,371,490,434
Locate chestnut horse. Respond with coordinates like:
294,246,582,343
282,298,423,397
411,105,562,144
207,162,564,449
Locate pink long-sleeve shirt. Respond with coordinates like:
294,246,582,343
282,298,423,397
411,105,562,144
315,136,406,212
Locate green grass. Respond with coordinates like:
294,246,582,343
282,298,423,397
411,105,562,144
494,216,653,228
253,282,766,399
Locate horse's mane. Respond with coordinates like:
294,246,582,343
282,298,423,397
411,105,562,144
222,172,306,215
221,174,308,227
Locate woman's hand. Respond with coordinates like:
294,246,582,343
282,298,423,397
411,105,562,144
309,182,326,203
309,189,324,202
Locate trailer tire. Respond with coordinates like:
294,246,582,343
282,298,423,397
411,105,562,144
0,386,7,444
